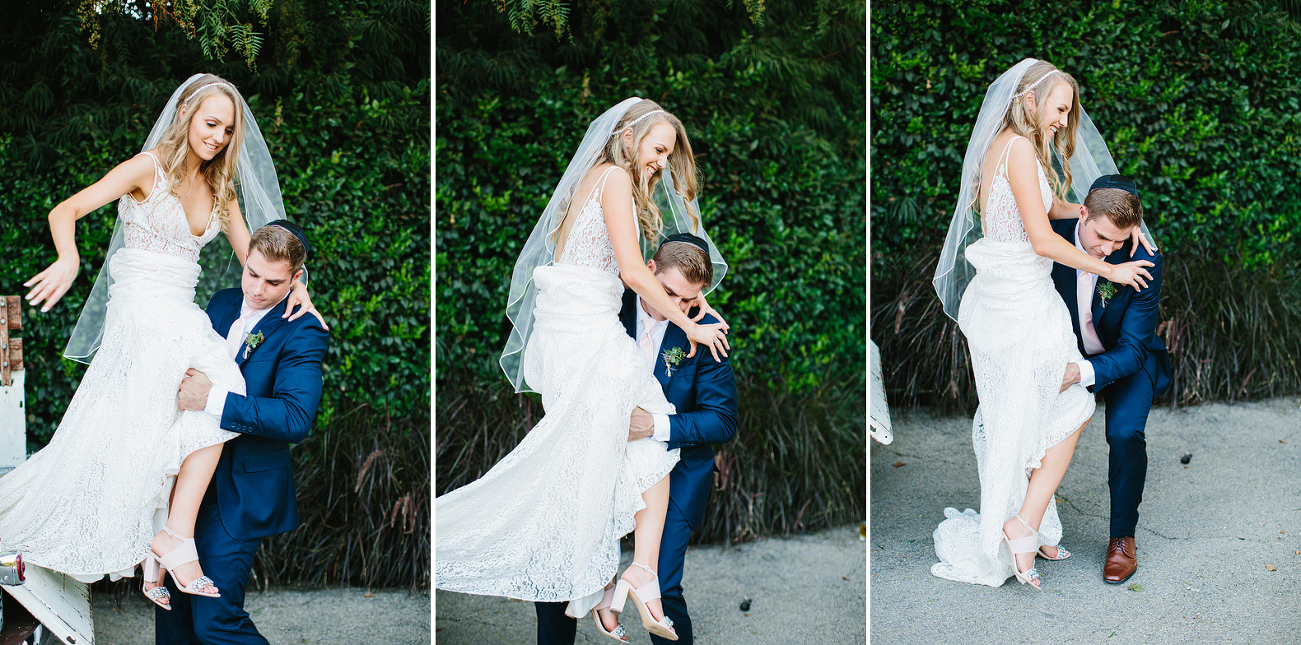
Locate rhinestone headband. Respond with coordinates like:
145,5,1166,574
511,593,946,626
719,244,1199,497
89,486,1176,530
610,110,667,136
183,81,237,104
1013,71,1058,99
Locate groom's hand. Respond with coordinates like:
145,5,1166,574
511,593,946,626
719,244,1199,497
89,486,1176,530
1060,363,1081,392
178,368,213,411
628,407,654,441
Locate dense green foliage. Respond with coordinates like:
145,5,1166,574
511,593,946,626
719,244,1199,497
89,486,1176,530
436,0,867,542
76,0,277,67
1,0,429,587
871,0,1301,409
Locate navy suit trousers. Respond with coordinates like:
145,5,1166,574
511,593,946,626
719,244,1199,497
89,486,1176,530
534,601,575,645
1101,358,1157,538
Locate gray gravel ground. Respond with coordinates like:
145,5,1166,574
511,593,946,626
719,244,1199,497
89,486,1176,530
871,398,1301,644
435,525,867,644
92,586,430,644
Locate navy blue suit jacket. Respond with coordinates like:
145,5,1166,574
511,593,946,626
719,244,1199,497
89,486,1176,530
1049,219,1171,396
205,288,329,541
619,290,738,529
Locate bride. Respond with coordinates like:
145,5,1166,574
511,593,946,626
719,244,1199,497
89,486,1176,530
930,59,1153,588
436,98,728,641
1,74,318,607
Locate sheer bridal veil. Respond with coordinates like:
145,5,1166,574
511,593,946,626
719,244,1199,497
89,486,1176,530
64,74,285,362
931,58,1153,321
499,98,729,394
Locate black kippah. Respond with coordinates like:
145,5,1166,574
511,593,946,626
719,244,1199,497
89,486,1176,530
1088,174,1139,198
661,233,709,255
262,219,312,258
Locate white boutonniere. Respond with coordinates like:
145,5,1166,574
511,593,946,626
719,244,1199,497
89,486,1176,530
243,331,265,359
1097,282,1117,308
661,346,686,377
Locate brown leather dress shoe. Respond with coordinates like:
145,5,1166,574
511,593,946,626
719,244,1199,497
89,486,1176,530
1104,536,1137,584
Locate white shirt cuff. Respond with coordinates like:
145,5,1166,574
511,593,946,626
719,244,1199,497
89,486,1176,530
652,413,671,443
205,387,228,420
1075,359,1096,388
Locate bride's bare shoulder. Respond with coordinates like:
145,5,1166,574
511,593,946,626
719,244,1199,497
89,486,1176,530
573,163,630,200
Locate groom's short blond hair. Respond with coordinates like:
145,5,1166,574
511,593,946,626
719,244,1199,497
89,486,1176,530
1084,188,1143,230
249,226,306,275
652,241,713,287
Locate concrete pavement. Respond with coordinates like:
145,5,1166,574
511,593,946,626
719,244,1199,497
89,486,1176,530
435,525,867,644
92,586,431,644
870,398,1301,644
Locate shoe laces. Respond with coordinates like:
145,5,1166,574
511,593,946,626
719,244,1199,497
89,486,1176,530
1109,539,1133,556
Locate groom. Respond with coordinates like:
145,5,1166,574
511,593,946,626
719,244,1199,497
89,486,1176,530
160,221,329,643
535,233,738,645
1051,175,1171,585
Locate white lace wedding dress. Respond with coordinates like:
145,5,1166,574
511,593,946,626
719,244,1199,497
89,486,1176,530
436,166,679,614
0,151,244,582
931,137,1095,586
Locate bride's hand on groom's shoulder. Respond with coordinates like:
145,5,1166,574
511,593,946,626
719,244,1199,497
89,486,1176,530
686,320,729,363
24,256,79,312
284,281,329,330
1107,260,1154,291
1129,227,1157,257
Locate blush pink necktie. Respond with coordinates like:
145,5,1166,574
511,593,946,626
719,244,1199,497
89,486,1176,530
639,320,660,370
226,305,254,359
1077,271,1105,356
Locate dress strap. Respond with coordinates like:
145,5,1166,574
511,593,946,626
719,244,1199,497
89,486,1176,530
136,150,163,174
133,151,164,200
586,165,620,205
995,136,1027,173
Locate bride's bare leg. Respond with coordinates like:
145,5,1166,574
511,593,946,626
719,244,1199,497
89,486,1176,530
1004,418,1089,579
147,443,224,592
626,476,670,618
598,474,672,632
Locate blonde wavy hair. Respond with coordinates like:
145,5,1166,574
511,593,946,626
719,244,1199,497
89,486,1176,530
152,74,245,232
1003,61,1081,200
600,100,699,242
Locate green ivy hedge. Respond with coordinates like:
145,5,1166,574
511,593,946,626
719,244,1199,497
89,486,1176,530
871,0,1301,408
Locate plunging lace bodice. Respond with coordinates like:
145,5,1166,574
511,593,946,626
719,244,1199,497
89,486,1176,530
120,151,222,261
981,137,1053,244
556,167,633,275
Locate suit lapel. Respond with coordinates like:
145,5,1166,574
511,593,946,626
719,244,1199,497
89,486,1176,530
655,323,686,389
1091,280,1108,332
1093,247,1133,340
620,290,638,340
1052,222,1085,349
216,299,241,338
235,298,289,366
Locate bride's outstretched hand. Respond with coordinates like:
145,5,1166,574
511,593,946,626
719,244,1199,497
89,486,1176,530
284,281,329,330
24,256,79,312
1108,260,1154,291
1128,227,1157,257
686,321,729,362
689,294,729,330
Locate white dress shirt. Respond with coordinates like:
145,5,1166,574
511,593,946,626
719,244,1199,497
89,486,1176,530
204,299,276,420
1072,221,1105,387
636,296,674,443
